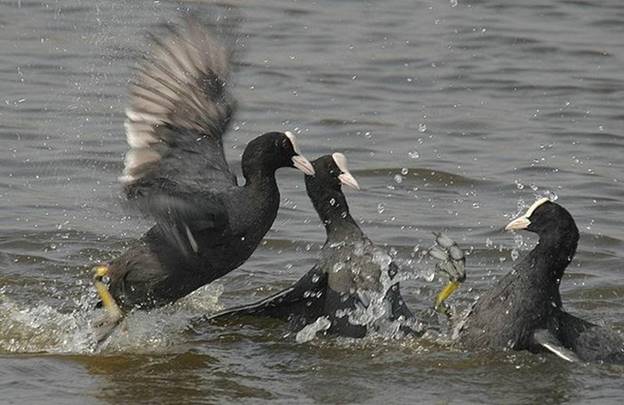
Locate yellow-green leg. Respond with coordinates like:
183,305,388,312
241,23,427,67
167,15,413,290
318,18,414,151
92,265,123,344
434,280,461,316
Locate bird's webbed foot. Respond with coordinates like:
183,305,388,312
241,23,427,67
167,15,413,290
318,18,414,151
427,232,466,316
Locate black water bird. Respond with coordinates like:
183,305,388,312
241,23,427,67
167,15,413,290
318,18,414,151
201,154,465,340
453,198,624,363
92,18,315,337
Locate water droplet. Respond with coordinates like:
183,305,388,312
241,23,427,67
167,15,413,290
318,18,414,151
542,190,558,201
332,262,344,273
408,151,420,159
450,0,458,7
295,316,331,343
401,168,408,176
510,249,519,261
329,198,336,206
377,203,385,214
418,123,427,132
394,174,403,184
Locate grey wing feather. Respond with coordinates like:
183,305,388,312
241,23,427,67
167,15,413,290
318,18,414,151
121,17,237,192
119,18,238,255
136,189,229,254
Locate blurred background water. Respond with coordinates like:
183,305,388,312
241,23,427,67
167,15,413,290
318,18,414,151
1,0,623,403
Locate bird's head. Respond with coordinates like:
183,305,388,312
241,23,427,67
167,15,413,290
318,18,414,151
242,131,315,177
304,153,360,192
505,198,579,244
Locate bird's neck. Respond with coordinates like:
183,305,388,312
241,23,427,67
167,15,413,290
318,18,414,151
312,190,362,240
243,167,278,191
516,226,579,306
533,228,579,282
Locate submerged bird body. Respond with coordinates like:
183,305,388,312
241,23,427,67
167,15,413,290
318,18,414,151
455,198,624,363
95,19,314,314
205,154,438,338
551,310,624,363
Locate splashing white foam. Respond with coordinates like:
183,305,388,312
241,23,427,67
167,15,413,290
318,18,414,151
0,296,95,353
0,282,225,354
295,316,331,344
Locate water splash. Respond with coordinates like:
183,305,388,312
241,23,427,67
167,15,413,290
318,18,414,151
295,316,331,344
96,283,224,352
0,298,95,353
0,282,224,354
332,247,430,340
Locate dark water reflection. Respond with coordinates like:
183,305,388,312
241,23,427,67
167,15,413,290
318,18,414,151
1,0,624,403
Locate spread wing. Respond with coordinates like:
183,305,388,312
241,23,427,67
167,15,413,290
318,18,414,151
120,18,237,253
194,265,328,327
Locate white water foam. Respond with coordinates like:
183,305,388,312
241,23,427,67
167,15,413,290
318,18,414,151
0,282,224,354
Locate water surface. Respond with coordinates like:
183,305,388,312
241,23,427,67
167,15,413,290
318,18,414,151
1,0,624,403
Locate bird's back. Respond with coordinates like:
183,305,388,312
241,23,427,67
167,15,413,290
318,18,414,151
554,310,624,363
459,254,560,350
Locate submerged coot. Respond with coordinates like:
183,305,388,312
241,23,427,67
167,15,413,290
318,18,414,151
93,18,314,338
454,198,624,363
202,154,464,339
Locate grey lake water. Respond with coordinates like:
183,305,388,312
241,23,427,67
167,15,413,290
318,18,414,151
1,0,624,403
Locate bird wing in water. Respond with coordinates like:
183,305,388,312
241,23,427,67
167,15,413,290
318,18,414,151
121,18,237,255
532,329,581,363
553,310,624,363
194,265,328,328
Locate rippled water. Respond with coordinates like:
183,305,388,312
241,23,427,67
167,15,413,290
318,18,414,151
1,0,624,403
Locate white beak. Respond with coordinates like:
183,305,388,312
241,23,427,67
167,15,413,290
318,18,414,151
338,172,360,190
505,197,551,231
505,216,531,231
292,155,315,176
332,152,360,190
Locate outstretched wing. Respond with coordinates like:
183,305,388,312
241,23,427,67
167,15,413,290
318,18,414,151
120,18,238,253
194,265,328,327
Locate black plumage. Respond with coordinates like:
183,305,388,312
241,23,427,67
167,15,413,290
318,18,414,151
204,154,436,338
95,18,315,315
455,198,624,363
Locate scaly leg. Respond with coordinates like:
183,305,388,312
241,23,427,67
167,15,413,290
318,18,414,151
92,265,123,344
428,233,466,316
